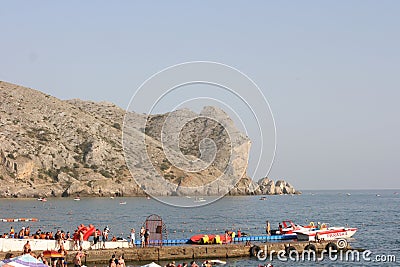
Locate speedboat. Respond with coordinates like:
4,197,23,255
269,220,315,239
273,220,316,235
74,197,81,201
294,225,357,241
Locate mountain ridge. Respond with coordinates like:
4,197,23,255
0,81,300,198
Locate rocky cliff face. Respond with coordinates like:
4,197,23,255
0,81,300,198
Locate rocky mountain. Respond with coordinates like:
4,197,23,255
0,81,300,198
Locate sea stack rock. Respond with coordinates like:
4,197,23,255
257,177,276,195
257,177,301,195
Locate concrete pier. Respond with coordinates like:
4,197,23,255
0,238,352,263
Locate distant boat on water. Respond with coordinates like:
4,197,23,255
119,201,127,205
346,193,351,196
74,196,80,201
194,197,206,203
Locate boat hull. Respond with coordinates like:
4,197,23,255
295,228,357,241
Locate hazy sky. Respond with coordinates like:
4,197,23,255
1,1,399,190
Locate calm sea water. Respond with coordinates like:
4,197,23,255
1,190,399,266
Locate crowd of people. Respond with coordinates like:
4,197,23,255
0,225,153,248
1,226,72,240
1,225,242,267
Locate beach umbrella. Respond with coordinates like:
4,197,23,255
140,263,161,267
0,254,48,267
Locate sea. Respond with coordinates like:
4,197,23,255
1,190,399,267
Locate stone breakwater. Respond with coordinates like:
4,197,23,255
0,238,351,263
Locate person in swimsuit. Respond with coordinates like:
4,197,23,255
73,251,82,267
140,227,145,248
130,228,136,247
117,255,126,267
23,240,30,254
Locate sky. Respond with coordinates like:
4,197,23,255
1,1,399,190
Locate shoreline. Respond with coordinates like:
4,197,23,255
1,189,398,200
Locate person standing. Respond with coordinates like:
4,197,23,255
130,228,136,247
79,231,84,251
55,229,62,249
140,227,145,248
9,226,15,238
58,244,67,267
18,227,25,239
266,221,271,236
92,229,99,249
144,229,150,247
24,226,30,237
102,227,109,249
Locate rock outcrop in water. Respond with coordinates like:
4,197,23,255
0,81,300,198
257,177,301,195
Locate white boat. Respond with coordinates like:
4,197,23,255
140,262,161,267
74,197,80,201
209,259,226,265
119,201,127,205
194,197,206,203
202,259,226,266
294,226,357,241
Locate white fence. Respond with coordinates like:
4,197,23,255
0,238,129,252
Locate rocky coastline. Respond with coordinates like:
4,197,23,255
0,81,301,198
